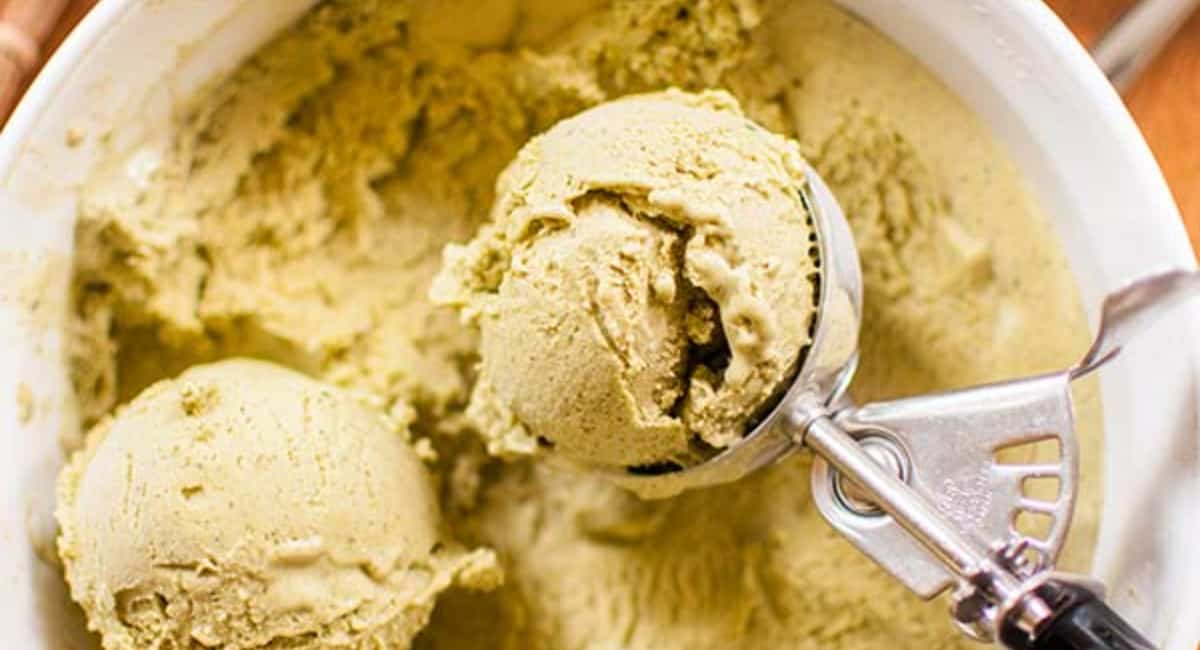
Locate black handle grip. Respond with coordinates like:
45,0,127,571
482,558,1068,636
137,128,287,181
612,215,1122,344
999,579,1156,650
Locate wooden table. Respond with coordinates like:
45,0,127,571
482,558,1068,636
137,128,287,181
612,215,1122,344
10,0,1200,256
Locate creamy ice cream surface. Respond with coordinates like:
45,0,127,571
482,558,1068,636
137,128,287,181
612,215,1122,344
60,0,1102,648
56,359,500,650
434,90,818,469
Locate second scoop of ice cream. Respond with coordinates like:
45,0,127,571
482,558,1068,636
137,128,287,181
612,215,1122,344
56,359,500,650
434,90,819,470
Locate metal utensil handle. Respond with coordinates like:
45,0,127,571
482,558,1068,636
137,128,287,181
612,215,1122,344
798,409,1154,649
802,413,1017,589
799,268,1200,646
796,406,1051,632
1000,578,1156,650
809,370,1082,608
1092,0,1200,92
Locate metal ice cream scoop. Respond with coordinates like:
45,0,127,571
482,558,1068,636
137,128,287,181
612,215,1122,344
604,166,1193,649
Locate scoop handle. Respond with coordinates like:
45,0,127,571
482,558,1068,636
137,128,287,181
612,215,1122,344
999,579,1156,650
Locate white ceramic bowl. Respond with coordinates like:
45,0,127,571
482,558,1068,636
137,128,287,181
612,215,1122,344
1,1,1197,647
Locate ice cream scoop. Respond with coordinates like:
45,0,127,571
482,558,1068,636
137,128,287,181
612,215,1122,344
438,90,1182,648
605,161,1183,650
55,359,500,650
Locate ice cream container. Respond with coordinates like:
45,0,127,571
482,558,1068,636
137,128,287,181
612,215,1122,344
0,1,1196,647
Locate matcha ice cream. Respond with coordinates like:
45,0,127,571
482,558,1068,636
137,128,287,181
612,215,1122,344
56,359,500,650
60,0,1102,648
434,90,819,469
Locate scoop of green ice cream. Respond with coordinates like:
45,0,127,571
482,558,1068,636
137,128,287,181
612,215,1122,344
56,359,500,650
434,89,819,470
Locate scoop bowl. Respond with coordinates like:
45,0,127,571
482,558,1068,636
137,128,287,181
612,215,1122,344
599,166,864,499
